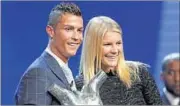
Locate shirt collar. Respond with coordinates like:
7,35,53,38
163,88,180,105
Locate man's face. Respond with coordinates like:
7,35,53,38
101,31,123,72
162,60,180,96
47,13,83,63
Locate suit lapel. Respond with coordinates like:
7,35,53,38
41,51,71,90
161,93,171,105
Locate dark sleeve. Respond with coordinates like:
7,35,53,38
140,66,163,105
15,68,52,105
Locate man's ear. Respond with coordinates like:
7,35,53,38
160,72,165,81
46,25,54,38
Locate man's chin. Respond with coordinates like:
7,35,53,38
174,90,180,97
68,51,77,57
174,93,180,97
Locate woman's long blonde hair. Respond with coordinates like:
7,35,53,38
80,16,139,88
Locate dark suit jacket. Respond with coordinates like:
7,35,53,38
15,51,71,105
161,92,171,105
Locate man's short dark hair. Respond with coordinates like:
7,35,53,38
47,2,82,28
162,53,180,71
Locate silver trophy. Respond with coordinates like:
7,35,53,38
48,69,107,105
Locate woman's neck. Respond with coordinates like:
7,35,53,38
101,66,116,73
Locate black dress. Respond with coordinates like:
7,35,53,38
75,64,163,105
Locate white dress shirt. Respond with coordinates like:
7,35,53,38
163,88,180,105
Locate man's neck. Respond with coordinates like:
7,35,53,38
45,46,68,67
49,44,68,63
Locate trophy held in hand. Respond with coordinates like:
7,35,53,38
48,69,107,105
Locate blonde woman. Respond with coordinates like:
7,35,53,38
75,16,162,105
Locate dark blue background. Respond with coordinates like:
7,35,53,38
2,1,163,104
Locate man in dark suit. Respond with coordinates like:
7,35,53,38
160,53,180,105
15,2,83,105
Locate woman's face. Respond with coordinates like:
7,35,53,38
101,31,123,72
